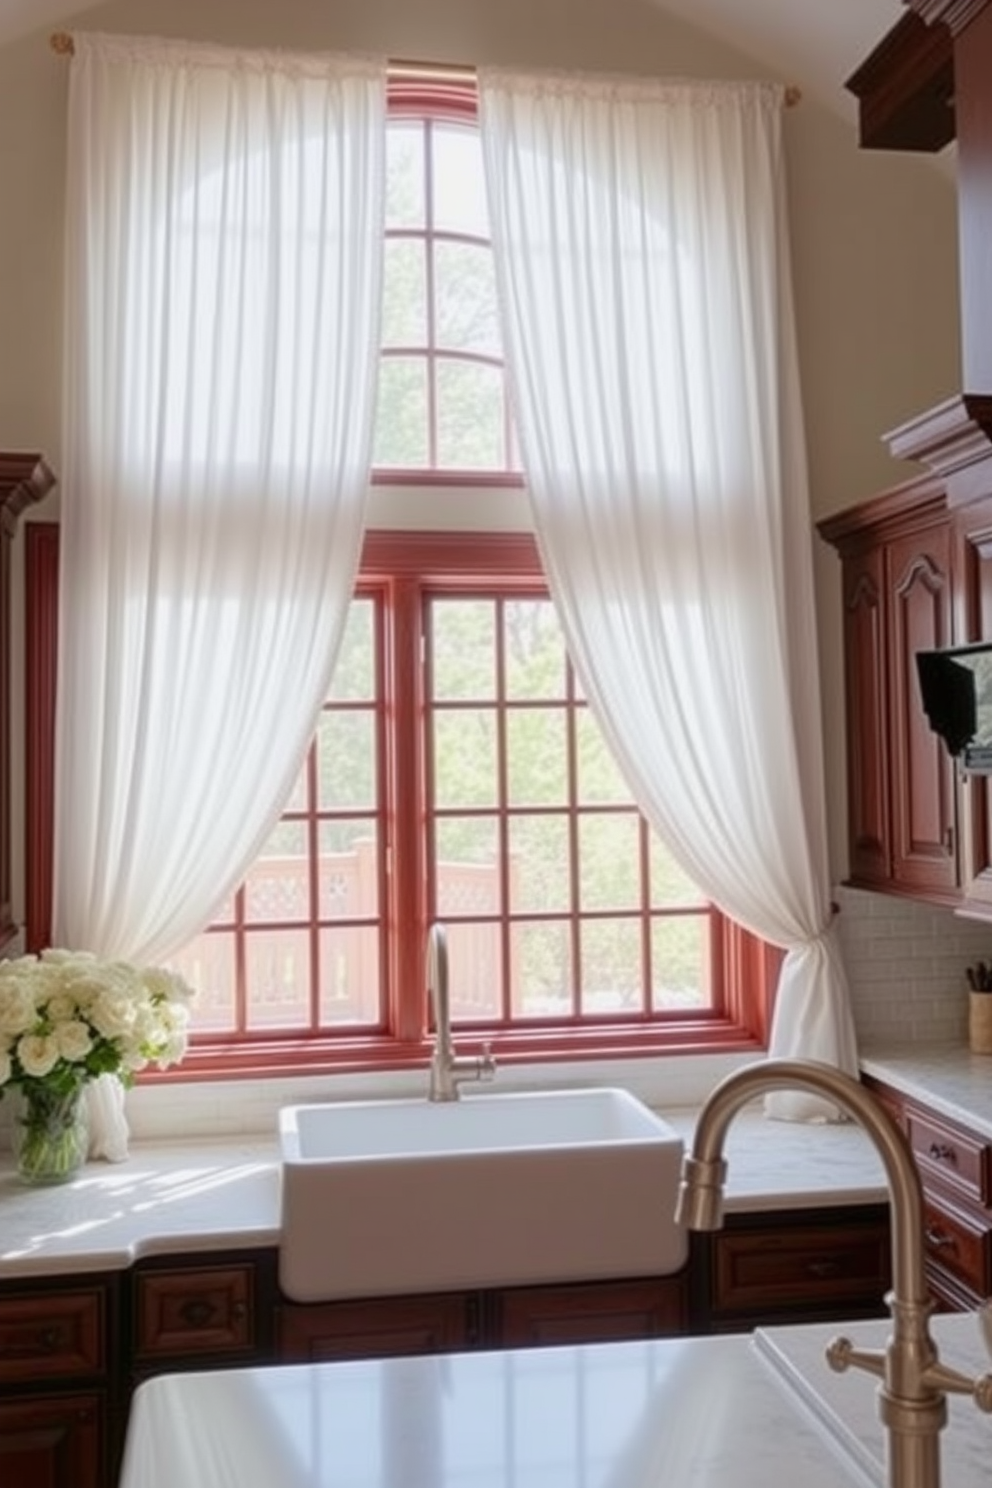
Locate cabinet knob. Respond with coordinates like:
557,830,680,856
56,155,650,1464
928,1142,958,1167
925,1225,957,1254
178,1298,217,1329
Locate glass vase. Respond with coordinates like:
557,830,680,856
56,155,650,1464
10,1083,90,1186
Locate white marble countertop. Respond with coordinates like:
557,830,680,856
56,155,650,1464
860,1043,992,1137
0,1137,280,1278
0,1100,891,1281
3,1042,989,1282
120,1310,992,1488
755,1310,992,1487
118,1325,885,1488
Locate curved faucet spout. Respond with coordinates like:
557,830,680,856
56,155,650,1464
676,1057,992,1488
425,922,496,1102
677,1057,927,1304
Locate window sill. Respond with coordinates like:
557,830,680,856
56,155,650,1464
122,1045,764,1144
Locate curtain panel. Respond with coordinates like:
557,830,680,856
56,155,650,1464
57,33,386,1148
478,68,858,1120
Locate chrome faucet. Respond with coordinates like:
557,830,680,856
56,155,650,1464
675,1058,992,1488
425,922,496,1101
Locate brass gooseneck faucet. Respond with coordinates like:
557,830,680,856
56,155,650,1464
675,1058,992,1488
425,922,496,1101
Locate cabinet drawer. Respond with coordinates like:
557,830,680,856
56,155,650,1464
711,1222,889,1315
907,1109,992,1206
923,1197,992,1297
499,1276,687,1349
278,1292,471,1363
134,1265,254,1360
0,1290,103,1383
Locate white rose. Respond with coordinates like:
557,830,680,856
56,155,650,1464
16,1032,61,1078
56,1020,93,1063
0,987,38,1036
117,1031,150,1071
144,967,197,1007
86,992,135,1040
44,992,79,1024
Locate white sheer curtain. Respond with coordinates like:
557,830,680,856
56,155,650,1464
478,68,858,1121
56,34,386,1149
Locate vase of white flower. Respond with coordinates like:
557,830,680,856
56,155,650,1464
11,1079,90,1184
1,949,195,1184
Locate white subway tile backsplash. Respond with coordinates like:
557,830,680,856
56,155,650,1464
835,885,992,1048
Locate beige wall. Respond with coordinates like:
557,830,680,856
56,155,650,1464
0,0,963,908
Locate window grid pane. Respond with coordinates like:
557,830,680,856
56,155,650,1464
425,593,715,1027
375,112,518,476
173,595,388,1037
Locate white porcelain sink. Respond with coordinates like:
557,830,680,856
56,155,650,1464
278,1088,687,1302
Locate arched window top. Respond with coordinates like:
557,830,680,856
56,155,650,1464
375,66,520,481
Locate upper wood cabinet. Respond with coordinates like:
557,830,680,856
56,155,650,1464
0,454,55,952
821,422,992,917
949,492,992,909
850,1,992,392
819,476,958,902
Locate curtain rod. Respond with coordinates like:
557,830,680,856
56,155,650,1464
48,34,801,104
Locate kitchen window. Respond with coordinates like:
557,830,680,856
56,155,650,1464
158,531,773,1076
24,71,775,1079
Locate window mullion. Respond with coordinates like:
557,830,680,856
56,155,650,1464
389,575,429,1043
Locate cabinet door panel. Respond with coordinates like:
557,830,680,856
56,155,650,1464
499,1276,686,1349
0,1393,103,1488
842,547,890,884
277,1293,471,1363
887,524,957,892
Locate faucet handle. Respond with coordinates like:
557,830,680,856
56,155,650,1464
478,1041,496,1081
826,1335,885,1382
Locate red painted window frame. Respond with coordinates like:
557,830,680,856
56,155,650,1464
24,525,774,1081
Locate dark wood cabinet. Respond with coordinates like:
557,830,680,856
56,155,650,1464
832,1,992,918
278,1289,475,1362
498,1274,687,1348
130,1253,276,1376
862,1072,992,1309
690,1204,891,1333
0,1392,103,1488
819,478,958,901
277,1272,688,1362
951,493,992,911
0,1275,116,1488
887,516,958,892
